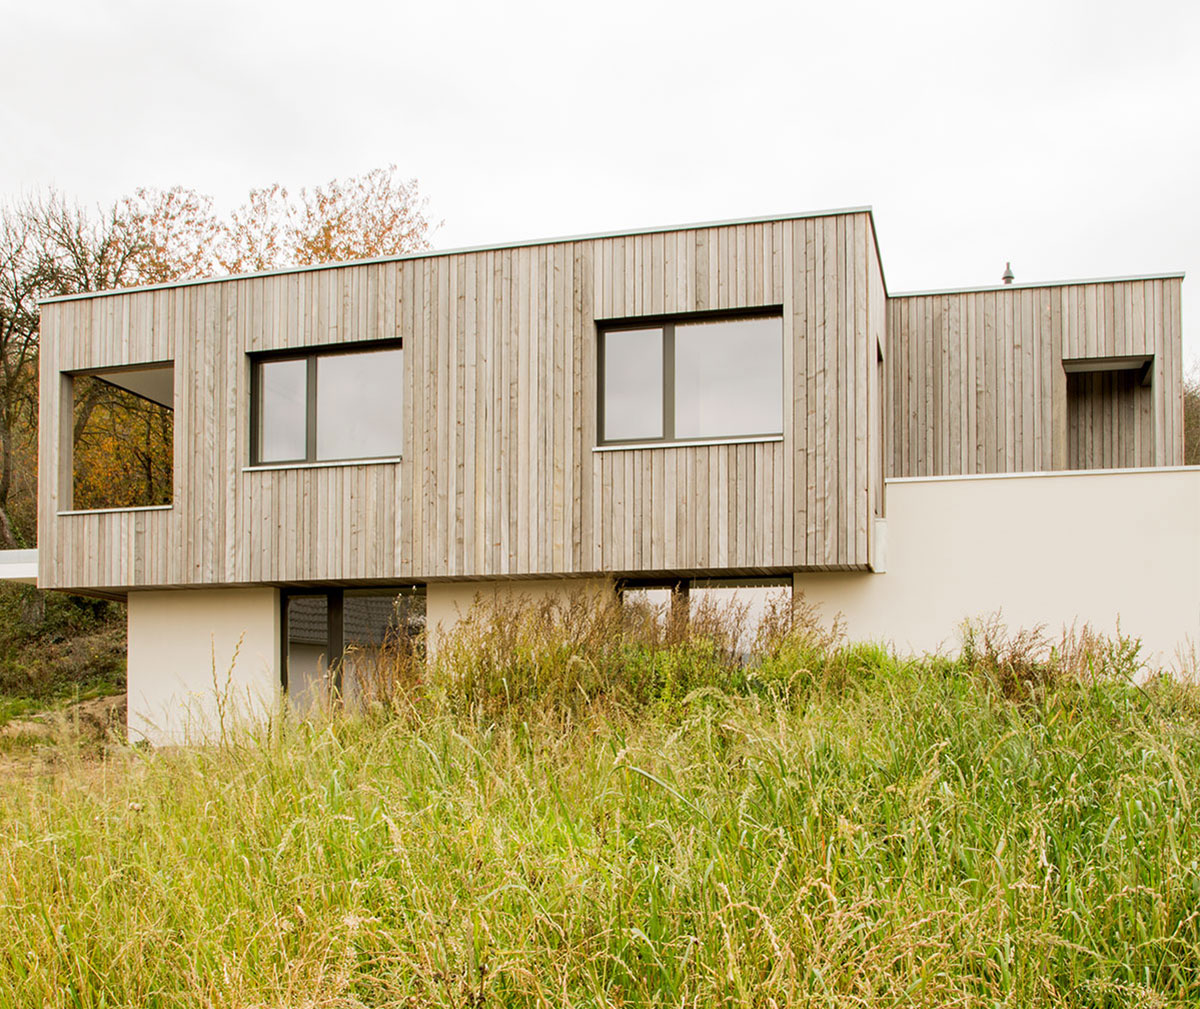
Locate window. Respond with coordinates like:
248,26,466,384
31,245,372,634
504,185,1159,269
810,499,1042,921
67,363,174,510
252,344,403,465
599,313,783,445
283,587,425,709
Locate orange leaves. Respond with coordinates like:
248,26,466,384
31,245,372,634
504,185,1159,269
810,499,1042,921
118,166,435,281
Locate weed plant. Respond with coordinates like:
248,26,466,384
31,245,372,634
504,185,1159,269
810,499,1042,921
1,591,1198,1007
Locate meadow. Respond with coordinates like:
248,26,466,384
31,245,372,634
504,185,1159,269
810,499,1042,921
1,592,1198,1007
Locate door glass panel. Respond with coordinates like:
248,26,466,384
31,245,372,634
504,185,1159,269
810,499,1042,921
286,595,328,710
341,591,426,705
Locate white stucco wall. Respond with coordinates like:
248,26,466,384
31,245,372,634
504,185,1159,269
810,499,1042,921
127,587,280,745
427,578,613,653
794,468,1200,670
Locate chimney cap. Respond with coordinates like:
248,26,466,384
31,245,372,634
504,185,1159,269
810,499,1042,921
1002,262,1015,284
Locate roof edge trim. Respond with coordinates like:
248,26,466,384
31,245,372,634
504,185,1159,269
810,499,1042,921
39,205,876,305
890,271,1186,299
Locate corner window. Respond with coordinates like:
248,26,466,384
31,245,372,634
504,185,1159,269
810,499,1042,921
252,344,403,465
67,363,174,510
599,313,783,445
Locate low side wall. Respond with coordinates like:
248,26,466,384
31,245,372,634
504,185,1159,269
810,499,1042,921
127,587,280,745
427,578,613,653
795,468,1200,669
0,549,37,584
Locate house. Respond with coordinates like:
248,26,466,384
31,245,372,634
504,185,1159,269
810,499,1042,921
31,208,1198,742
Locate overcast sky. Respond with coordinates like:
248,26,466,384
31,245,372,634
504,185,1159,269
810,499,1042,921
3,0,1197,361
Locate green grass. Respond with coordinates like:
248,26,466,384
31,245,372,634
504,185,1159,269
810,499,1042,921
1,596,1198,1007
0,584,126,727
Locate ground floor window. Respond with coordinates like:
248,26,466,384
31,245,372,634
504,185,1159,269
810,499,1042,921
616,577,792,654
283,587,425,709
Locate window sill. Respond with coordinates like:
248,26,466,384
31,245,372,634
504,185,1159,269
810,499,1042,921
593,435,784,452
243,456,403,473
57,504,173,516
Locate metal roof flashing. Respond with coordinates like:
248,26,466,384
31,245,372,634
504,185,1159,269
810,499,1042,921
38,205,879,305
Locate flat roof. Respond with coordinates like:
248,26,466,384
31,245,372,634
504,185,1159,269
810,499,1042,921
40,205,880,305
891,272,1185,298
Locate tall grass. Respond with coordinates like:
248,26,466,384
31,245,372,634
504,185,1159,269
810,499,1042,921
1,592,1198,1007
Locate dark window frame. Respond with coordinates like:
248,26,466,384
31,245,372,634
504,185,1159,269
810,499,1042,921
280,585,424,696
249,340,404,466
597,307,785,447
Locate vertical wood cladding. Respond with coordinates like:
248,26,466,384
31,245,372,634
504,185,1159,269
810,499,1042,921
885,278,1183,477
1067,371,1154,470
39,213,883,591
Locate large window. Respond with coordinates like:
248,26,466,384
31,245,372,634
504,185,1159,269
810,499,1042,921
284,588,425,709
252,344,403,465
599,313,783,445
67,363,174,511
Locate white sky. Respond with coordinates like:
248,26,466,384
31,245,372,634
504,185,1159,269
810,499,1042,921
3,0,1198,362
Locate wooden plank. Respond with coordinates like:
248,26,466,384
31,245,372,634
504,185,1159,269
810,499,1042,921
40,216,1185,593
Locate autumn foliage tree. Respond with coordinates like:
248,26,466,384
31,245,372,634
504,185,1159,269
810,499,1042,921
71,378,174,512
1185,365,1200,466
0,166,433,546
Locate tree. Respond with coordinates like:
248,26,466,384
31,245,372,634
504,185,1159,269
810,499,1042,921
1185,365,1200,465
217,165,433,273
72,378,173,511
0,206,45,547
0,167,434,547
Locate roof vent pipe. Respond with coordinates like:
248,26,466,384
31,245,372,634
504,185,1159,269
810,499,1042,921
1002,262,1014,284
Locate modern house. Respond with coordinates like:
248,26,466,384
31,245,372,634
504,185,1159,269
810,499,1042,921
32,208,1198,742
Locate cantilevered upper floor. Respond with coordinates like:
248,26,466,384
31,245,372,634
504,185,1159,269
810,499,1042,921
36,208,1182,595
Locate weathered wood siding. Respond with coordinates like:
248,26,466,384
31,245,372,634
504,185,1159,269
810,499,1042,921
885,277,1183,477
1066,371,1155,470
39,212,881,591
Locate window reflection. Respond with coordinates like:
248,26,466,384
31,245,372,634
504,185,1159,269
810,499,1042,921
316,349,403,460
599,315,783,444
286,594,328,712
259,358,307,462
603,328,663,441
674,317,783,439
254,346,403,464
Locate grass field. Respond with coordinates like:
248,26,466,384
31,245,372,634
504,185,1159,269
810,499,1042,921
1,594,1198,1007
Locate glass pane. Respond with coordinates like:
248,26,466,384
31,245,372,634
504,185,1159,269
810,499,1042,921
603,328,663,441
287,595,328,710
342,591,426,706
259,358,308,462
344,594,401,648
72,373,173,510
316,349,404,460
674,317,783,439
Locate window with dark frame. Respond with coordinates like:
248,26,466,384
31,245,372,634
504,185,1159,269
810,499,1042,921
252,343,404,465
599,312,784,446
282,587,425,709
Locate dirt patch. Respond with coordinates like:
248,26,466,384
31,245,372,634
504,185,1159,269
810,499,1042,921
0,692,126,778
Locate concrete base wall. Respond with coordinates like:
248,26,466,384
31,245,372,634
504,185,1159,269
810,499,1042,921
427,578,613,653
127,587,280,745
795,468,1200,669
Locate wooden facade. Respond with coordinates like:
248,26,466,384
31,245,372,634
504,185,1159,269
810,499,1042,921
885,277,1184,478
39,211,887,593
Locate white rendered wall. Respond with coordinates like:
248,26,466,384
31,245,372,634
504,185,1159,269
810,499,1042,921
794,468,1200,670
127,588,280,745
427,579,613,653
